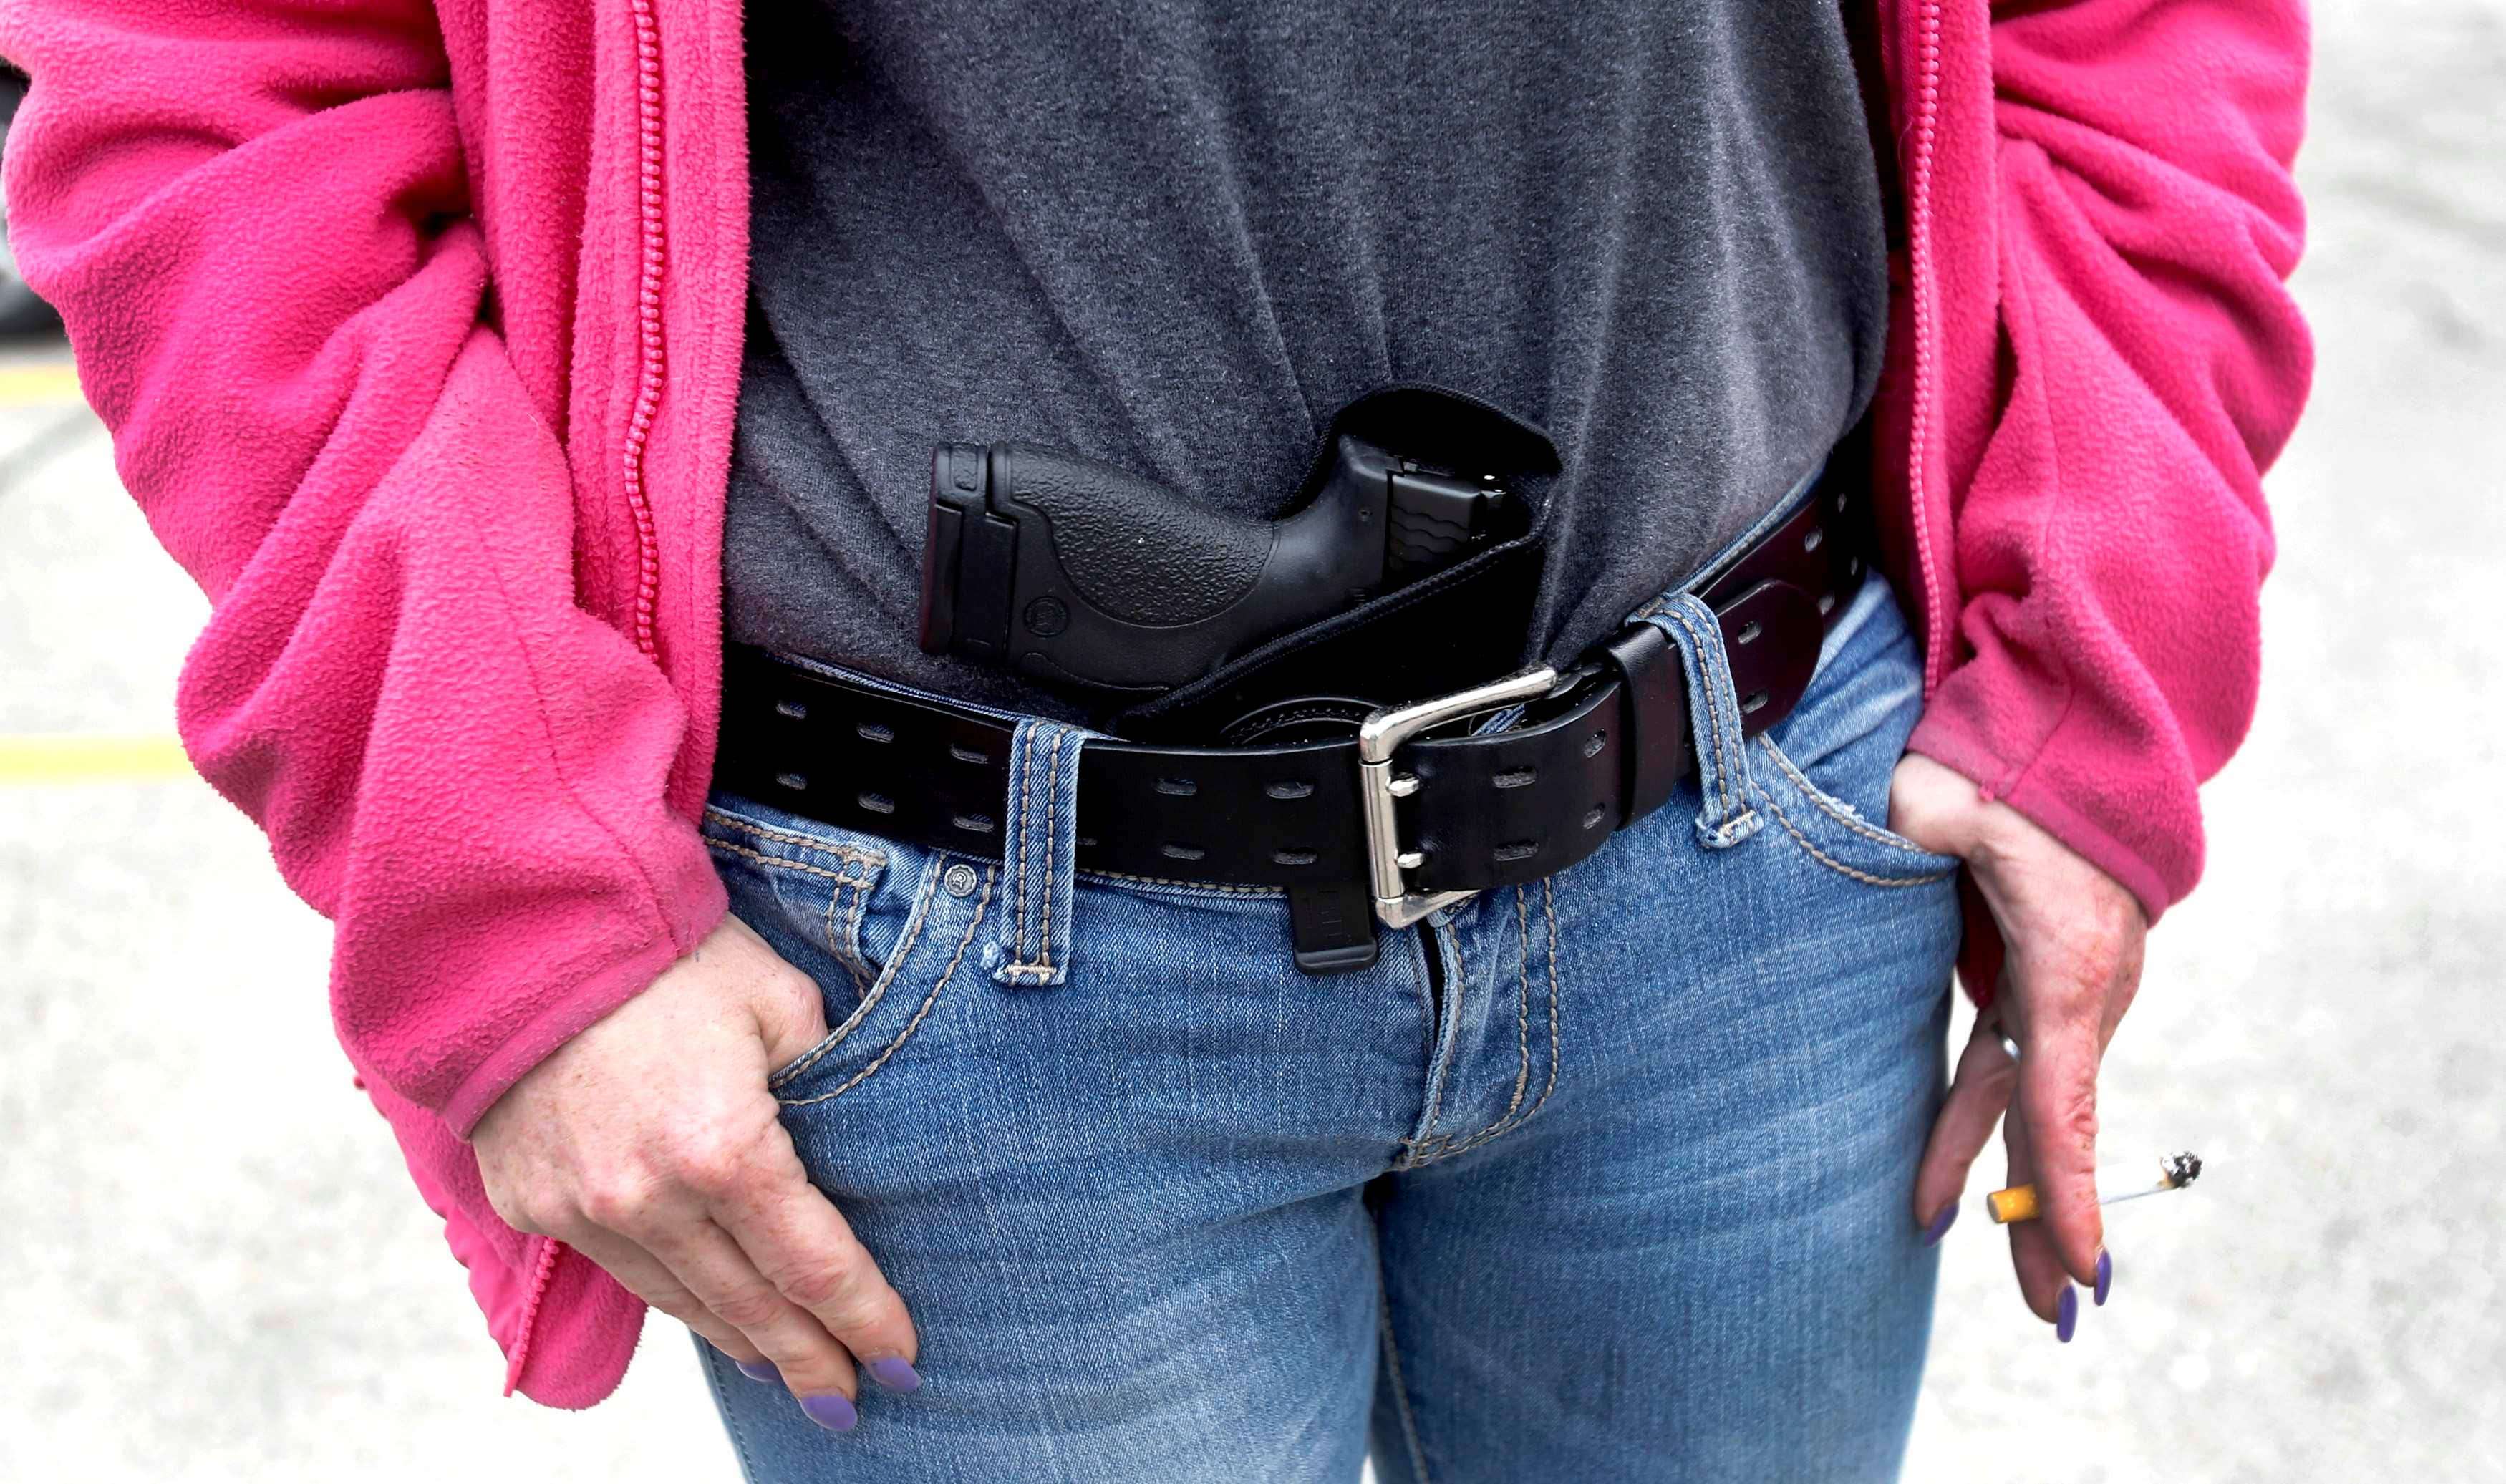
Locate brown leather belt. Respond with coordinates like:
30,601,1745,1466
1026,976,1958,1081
716,465,1867,973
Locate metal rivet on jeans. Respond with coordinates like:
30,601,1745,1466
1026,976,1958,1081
943,863,979,898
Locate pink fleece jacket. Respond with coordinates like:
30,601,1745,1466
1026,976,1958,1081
0,0,2310,1407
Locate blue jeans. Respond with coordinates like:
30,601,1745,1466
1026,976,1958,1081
695,563,1962,1483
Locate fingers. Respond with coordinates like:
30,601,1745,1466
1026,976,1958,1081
1912,1013,2023,1236
645,1217,865,1414
516,1122,900,1427
2001,1103,2076,1334
2011,988,2107,1289
560,1222,768,1365
712,1130,923,1394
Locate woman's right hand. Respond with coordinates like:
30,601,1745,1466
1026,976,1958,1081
471,915,917,1431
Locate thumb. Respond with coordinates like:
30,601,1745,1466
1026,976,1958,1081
697,914,831,1071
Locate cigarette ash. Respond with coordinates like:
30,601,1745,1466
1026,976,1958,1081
2162,1151,2203,1190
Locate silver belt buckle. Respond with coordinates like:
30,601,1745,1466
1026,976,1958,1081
1355,666,1560,929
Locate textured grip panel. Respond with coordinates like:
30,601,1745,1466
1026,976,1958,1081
995,444,1269,626
1385,499,1476,576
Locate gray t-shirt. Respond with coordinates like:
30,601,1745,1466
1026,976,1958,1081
725,0,1887,719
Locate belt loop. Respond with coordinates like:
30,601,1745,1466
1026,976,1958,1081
990,717,1092,988
1640,593,1764,850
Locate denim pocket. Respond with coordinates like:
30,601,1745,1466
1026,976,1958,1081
702,797,992,1106
1750,730,1959,886
1743,578,1960,888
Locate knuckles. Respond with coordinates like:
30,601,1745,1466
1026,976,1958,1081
479,1117,780,1243
573,1169,667,1233
710,1284,791,1332
773,1254,876,1322
2045,1072,2101,1162
666,1129,763,1201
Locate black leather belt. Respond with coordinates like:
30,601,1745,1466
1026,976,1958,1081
716,468,1868,974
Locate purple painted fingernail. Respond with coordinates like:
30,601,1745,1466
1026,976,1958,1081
2055,1285,2079,1343
735,1359,780,1385
1921,1203,1958,1246
798,1392,859,1432
863,1357,923,1393
2094,1249,2113,1307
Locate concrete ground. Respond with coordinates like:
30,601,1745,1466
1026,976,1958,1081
3,1,2500,1478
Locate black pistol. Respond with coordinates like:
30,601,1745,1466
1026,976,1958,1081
918,431,1517,694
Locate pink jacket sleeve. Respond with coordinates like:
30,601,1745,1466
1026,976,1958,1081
1905,0,2313,920
0,0,726,1132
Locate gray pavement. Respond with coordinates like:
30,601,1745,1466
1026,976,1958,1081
3,1,2501,1478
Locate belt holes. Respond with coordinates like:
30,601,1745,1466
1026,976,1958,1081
856,722,894,744
1161,842,1206,862
1735,619,1762,646
1273,848,1317,867
856,790,894,815
1265,779,1315,800
1583,729,1607,758
1803,527,1825,553
949,743,990,765
952,812,996,835
1494,840,1539,864
1155,776,1198,797
774,772,809,792
1849,556,1864,576
1741,690,1770,715
1817,593,1837,616
1582,803,1607,830
773,699,808,720
1494,767,1537,790
1835,490,1849,513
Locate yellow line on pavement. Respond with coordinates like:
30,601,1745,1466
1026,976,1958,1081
0,734,197,782
0,363,85,405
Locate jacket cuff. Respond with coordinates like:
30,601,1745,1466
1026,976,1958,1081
438,843,729,1138
1905,707,2185,927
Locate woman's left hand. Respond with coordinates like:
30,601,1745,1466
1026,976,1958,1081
1889,754,2148,1341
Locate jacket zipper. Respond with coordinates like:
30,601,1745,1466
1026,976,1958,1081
1904,0,1951,696
505,0,677,1395
618,0,670,658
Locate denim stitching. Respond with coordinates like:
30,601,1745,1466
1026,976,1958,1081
701,808,883,865
844,875,873,986
1502,886,1536,1121
1754,735,1947,860
1662,603,1738,826
1002,729,1074,981
767,859,945,1089
706,838,875,888
1022,729,1047,962
1668,600,1765,845
1012,727,1041,964
1039,727,1065,971
1537,876,1562,1115
1660,604,1727,823
705,819,880,996
1413,881,1563,1162
1751,779,1956,887
1373,1233,1435,1484
781,869,994,1107
1414,888,1534,1160
1400,921,1464,1162
820,881,870,998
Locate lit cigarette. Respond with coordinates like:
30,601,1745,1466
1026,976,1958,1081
1985,1151,2202,1224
